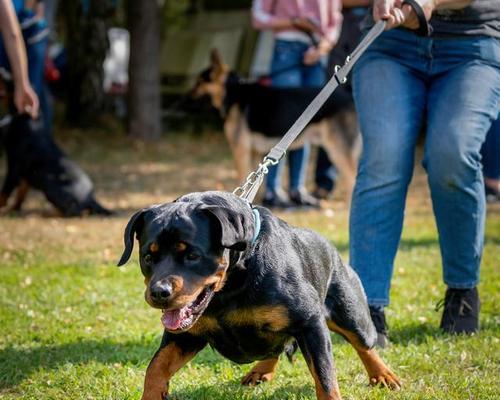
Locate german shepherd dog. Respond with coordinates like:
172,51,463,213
190,50,361,203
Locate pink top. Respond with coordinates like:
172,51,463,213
252,0,343,45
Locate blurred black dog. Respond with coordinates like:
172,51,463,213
0,114,111,216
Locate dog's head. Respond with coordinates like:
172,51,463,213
117,192,256,332
189,49,231,111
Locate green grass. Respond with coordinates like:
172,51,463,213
0,130,499,399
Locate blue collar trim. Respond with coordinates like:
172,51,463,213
251,208,261,245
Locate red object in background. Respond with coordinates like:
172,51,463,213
258,76,272,86
44,55,60,82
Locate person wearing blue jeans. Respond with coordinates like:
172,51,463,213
482,118,500,202
0,0,38,118
0,0,49,131
350,0,500,346
252,0,343,208
266,39,326,208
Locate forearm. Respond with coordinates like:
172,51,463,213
252,16,293,30
0,1,30,89
251,0,293,31
433,0,472,10
343,0,370,7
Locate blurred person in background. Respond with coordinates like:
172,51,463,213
0,0,49,128
252,0,342,209
314,0,370,200
0,0,39,117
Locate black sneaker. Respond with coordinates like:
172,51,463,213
437,287,480,334
369,306,389,348
289,189,321,209
262,190,293,209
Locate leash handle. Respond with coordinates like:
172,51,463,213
402,0,433,36
234,21,386,203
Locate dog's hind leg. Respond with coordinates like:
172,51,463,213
12,179,30,211
241,358,279,386
142,331,206,400
324,253,401,390
1,157,21,208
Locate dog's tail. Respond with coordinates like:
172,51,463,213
87,197,113,216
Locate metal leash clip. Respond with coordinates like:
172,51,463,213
233,157,279,201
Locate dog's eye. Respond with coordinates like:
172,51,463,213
143,254,153,265
185,252,201,262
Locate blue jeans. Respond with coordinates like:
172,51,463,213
481,117,500,180
350,29,500,307
266,39,326,193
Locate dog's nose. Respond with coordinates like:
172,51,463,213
150,280,173,303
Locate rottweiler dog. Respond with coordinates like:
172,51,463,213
118,191,400,400
0,114,111,216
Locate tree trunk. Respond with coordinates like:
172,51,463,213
127,0,162,141
61,1,112,127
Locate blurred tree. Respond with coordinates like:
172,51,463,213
127,0,164,141
60,0,115,128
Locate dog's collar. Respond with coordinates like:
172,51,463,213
251,208,261,245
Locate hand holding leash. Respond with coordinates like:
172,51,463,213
374,0,433,36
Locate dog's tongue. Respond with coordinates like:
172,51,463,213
161,307,187,330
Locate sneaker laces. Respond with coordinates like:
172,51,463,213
435,290,474,316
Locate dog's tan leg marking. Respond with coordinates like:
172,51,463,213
326,320,401,390
241,358,279,386
141,343,198,400
13,180,30,211
303,358,342,400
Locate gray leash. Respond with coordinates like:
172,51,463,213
234,20,386,203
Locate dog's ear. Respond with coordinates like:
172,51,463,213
117,208,149,266
210,48,224,69
201,205,253,252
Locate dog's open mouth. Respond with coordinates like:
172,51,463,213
161,285,215,331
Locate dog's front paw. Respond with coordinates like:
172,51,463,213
369,369,401,390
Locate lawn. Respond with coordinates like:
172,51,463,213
0,128,499,399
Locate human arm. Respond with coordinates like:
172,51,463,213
251,0,321,32
303,0,343,66
251,0,294,30
0,0,39,117
342,0,371,7
373,0,473,31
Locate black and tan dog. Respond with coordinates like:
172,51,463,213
0,114,111,216
190,50,360,202
118,191,400,399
